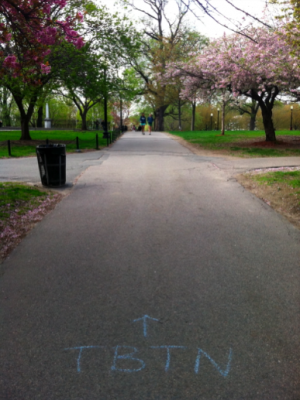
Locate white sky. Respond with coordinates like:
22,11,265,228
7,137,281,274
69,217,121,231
100,0,280,39
188,0,280,38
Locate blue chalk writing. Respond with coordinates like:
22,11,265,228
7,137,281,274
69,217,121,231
111,346,146,372
194,348,233,377
133,315,159,337
151,346,186,372
64,346,105,373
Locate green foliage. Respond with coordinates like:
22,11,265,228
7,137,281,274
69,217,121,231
119,68,144,101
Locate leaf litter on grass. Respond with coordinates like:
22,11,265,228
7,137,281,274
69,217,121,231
0,183,63,264
236,167,300,230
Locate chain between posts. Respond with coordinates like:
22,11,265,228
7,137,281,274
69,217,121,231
2,131,123,156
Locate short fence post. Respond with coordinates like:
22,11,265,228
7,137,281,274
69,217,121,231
96,133,99,150
46,138,49,144
76,136,79,150
7,140,11,156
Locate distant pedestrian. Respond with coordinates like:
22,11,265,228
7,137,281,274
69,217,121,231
140,113,146,135
147,114,154,135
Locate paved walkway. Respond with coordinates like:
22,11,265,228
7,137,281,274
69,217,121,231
1,134,300,187
0,131,299,399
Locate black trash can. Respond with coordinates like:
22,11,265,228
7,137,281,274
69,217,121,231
36,144,66,186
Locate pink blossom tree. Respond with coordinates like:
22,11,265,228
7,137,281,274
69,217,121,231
0,0,84,139
168,23,300,141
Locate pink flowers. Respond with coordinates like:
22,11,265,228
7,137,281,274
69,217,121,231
0,194,61,262
165,20,300,140
0,0,84,80
75,37,84,49
77,12,84,22
41,63,51,74
3,55,17,68
167,21,300,104
3,55,19,71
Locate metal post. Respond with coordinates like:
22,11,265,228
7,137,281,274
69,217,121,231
217,109,220,131
96,133,99,150
7,140,11,156
46,138,49,145
102,69,109,140
76,136,79,150
45,103,51,128
210,113,213,131
290,106,293,131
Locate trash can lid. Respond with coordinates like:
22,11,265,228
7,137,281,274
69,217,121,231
36,144,66,148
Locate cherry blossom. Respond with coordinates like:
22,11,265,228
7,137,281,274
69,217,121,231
167,22,300,141
0,0,84,80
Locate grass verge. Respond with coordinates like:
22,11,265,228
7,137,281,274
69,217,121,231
0,130,108,158
169,130,300,157
236,168,300,229
0,182,63,264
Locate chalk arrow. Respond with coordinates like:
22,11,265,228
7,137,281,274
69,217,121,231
133,315,159,337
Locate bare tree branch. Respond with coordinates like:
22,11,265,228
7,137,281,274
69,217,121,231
180,0,273,42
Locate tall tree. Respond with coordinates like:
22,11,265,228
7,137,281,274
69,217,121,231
57,3,142,130
122,0,207,131
0,0,84,139
57,44,108,130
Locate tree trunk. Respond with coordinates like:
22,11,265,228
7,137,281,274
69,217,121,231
155,105,168,131
13,91,38,140
260,104,276,141
191,101,196,131
178,98,182,130
81,111,88,130
221,100,225,135
37,105,43,128
249,114,256,131
2,88,12,127
20,116,32,140
249,100,259,131
13,98,33,140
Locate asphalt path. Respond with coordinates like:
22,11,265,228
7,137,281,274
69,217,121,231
0,131,299,399
0,150,110,189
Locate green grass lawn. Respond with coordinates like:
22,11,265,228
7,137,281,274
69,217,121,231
0,130,109,158
169,130,300,157
253,170,300,190
0,182,48,221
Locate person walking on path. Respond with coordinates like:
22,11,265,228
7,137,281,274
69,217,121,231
147,114,154,135
140,113,146,135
